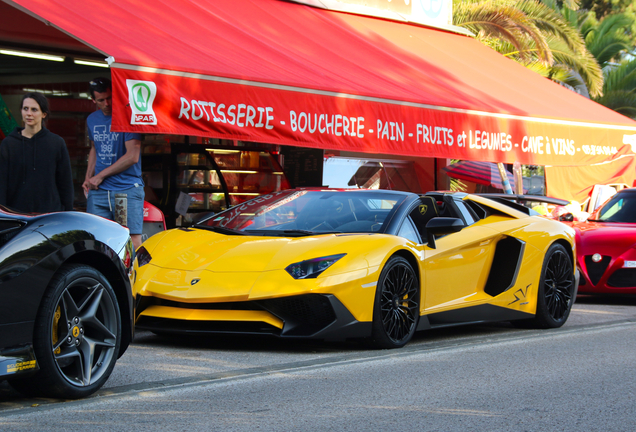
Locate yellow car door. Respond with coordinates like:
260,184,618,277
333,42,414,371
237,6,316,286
423,224,500,312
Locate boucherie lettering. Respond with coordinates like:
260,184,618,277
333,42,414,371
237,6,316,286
290,111,365,137
179,98,275,129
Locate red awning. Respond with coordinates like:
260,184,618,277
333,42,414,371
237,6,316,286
5,0,636,168
546,157,636,202
443,160,517,190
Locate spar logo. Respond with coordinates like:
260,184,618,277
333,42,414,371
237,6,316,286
126,79,157,125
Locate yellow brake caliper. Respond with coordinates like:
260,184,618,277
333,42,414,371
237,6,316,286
53,306,61,354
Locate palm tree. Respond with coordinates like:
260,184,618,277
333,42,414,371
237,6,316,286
580,12,633,66
453,0,604,97
580,12,636,117
453,0,551,63
593,60,636,118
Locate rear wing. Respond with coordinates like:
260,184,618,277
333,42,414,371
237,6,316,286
476,194,569,216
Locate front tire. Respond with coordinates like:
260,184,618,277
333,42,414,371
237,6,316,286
369,256,419,349
517,243,575,329
9,264,121,399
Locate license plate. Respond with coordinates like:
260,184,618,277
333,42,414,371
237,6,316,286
624,261,636,268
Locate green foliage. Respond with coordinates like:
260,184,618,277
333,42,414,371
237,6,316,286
576,12,636,118
454,0,604,97
579,1,636,49
454,0,551,63
593,59,636,117
580,0,636,20
449,178,467,192
523,165,545,176
583,13,634,65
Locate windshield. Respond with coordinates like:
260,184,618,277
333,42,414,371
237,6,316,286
196,190,406,235
596,192,636,223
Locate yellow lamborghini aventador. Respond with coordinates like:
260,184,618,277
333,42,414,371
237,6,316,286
133,189,579,348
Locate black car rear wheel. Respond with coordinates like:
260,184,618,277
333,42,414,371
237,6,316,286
370,256,419,349
516,243,575,329
9,264,121,399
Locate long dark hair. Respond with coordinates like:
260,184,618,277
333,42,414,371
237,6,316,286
21,92,51,126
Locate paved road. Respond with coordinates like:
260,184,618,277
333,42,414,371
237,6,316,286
1,295,635,431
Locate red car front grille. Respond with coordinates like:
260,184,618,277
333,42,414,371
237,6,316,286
584,255,611,286
607,269,636,288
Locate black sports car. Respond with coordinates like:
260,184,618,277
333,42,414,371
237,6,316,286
0,206,135,399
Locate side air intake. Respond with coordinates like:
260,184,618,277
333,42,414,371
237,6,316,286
484,236,525,297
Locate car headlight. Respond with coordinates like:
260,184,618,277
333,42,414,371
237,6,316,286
285,254,346,279
136,246,152,268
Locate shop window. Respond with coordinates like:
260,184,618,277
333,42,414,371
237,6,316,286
323,157,420,192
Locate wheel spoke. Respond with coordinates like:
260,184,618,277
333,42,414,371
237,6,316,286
54,344,81,362
61,288,80,319
52,334,69,353
385,276,397,295
399,305,417,323
77,337,97,385
53,344,86,386
384,313,396,333
399,272,413,295
392,312,403,339
79,283,117,340
77,283,104,320
381,291,393,304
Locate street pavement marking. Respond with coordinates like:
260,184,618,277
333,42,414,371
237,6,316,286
572,308,626,315
2,318,635,415
362,406,501,417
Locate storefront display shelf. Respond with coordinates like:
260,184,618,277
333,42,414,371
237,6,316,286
142,143,290,228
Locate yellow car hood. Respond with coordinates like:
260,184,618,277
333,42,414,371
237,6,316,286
147,228,379,273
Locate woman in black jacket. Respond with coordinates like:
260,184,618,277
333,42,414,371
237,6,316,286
0,92,74,213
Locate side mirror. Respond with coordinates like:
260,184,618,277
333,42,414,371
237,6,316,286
425,217,465,249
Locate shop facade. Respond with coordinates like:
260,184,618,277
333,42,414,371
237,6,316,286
2,0,636,225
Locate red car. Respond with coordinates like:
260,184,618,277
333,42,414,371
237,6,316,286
572,188,636,295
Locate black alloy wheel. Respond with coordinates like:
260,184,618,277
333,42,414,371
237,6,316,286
370,256,419,348
544,246,574,322
9,264,121,399
516,243,575,329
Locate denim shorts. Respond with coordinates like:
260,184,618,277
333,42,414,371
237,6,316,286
87,186,145,235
